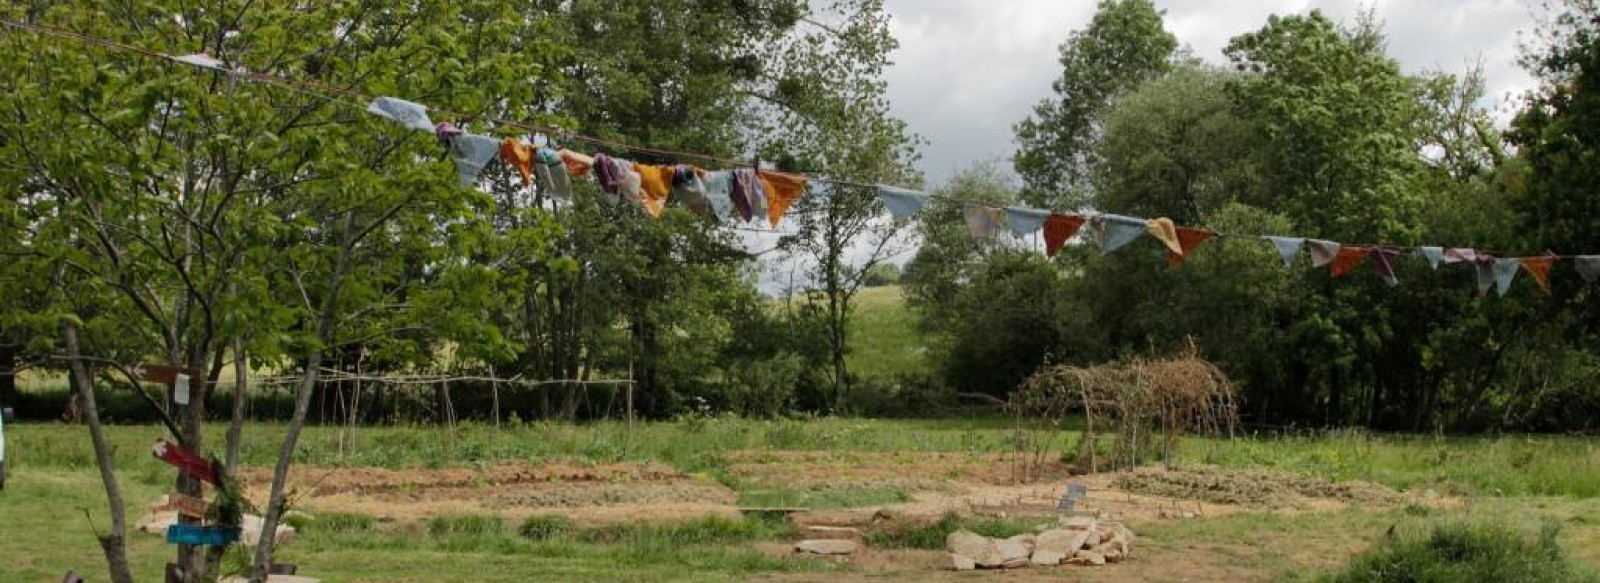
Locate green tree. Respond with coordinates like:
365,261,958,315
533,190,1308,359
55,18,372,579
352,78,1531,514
1013,0,1177,208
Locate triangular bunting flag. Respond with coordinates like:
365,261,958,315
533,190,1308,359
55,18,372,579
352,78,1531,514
1475,257,1496,297
1329,246,1368,278
671,167,712,217
1520,256,1557,294
1493,258,1520,296
1005,207,1051,236
758,170,808,228
1443,248,1478,264
1307,239,1341,267
702,171,735,219
172,53,226,70
366,97,434,132
963,205,1003,237
1092,214,1147,255
559,149,593,178
1043,214,1086,258
877,186,928,220
448,133,501,187
1167,228,1218,268
1264,236,1304,268
1417,246,1445,270
1369,248,1400,286
1146,218,1183,256
635,163,673,218
498,139,535,186
1576,256,1600,283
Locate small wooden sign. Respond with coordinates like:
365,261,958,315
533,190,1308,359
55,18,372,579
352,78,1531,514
138,364,191,384
151,440,219,486
168,492,209,519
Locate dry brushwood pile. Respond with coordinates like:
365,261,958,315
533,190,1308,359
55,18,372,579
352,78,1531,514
1009,342,1239,478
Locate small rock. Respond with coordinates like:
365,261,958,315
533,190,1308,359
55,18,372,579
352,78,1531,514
804,525,863,541
1030,550,1066,566
1181,511,1197,519
1035,528,1092,555
1082,530,1102,549
1006,534,1036,552
950,553,976,571
992,537,1032,566
1070,550,1106,566
1060,515,1098,531
148,495,172,513
1001,556,1030,569
136,511,178,536
795,539,857,556
946,529,991,560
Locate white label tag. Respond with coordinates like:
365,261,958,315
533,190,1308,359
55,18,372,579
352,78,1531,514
174,374,191,405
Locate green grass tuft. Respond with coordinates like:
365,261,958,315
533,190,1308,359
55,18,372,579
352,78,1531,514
1323,522,1597,583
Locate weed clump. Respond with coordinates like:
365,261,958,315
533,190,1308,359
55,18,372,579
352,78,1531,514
1323,522,1595,583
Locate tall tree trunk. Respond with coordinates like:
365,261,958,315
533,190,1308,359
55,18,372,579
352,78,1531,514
61,320,135,583
250,210,355,582
226,341,247,475
0,341,17,406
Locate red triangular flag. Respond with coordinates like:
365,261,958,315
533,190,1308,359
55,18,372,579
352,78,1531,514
1329,246,1368,278
1043,214,1086,257
1520,256,1557,294
1166,228,1218,268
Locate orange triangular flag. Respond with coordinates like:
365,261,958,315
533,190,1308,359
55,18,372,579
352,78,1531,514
1520,256,1557,294
498,139,535,186
1146,218,1183,255
558,149,593,178
634,163,674,218
1329,246,1368,278
1043,214,1086,258
758,170,809,227
1166,228,1218,268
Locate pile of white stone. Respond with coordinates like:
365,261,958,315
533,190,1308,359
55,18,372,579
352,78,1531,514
946,515,1132,570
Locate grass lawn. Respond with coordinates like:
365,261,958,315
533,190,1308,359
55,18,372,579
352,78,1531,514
845,285,927,381
3,418,1598,582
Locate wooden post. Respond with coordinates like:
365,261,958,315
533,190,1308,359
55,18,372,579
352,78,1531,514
490,367,501,429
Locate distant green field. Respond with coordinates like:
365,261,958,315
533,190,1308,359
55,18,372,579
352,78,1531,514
845,285,928,381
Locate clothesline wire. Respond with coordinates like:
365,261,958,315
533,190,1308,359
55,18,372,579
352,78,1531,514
4,18,1595,262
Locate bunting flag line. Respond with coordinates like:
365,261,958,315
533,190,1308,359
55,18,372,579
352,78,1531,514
559,149,593,177
366,97,434,132
1307,239,1341,267
963,205,1003,237
671,166,712,216
172,53,226,70
1329,246,1368,278
1043,214,1086,258
878,185,928,220
1092,213,1147,255
745,169,769,217
1418,246,1445,270
1520,256,1557,294
1146,218,1184,256
1167,228,1218,268
1370,248,1400,286
730,170,756,222
1493,258,1521,296
1577,256,1600,283
1005,207,1051,236
1265,237,1305,268
447,133,501,187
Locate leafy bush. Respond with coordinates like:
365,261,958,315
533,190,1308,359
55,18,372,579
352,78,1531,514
1323,523,1595,583
517,515,575,541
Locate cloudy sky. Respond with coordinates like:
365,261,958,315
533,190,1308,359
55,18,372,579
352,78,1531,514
880,0,1544,186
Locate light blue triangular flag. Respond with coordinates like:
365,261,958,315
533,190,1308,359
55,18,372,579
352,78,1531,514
367,96,434,132
1004,207,1051,236
1475,259,1496,297
1092,213,1147,255
1264,236,1304,268
448,133,501,186
1492,258,1520,296
1417,246,1445,270
1577,256,1600,283
1306,239,1341,267
702,171,734,219
877,185,927,220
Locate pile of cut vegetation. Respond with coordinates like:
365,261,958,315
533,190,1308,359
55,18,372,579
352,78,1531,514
1113,466,1403,508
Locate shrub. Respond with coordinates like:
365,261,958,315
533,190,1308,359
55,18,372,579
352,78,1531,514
1323,522,1595,583
517,515,574,541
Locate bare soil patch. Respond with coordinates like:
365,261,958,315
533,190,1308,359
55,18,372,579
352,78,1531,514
1111,465,1405,509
